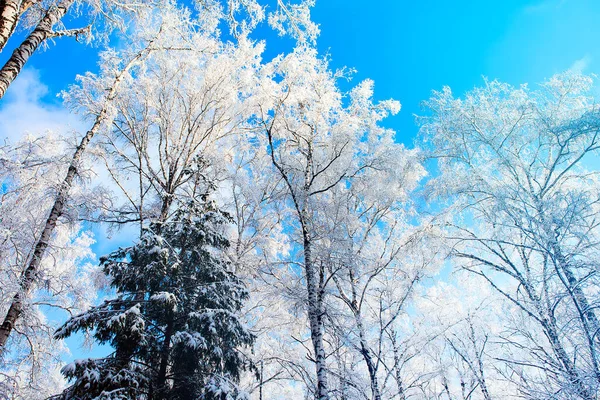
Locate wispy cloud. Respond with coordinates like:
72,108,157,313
0,69,83,143
568,55,592,74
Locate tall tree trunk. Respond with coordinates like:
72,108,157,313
265,125,330,400
357,326,381,400
0,0,37,51
0,48,152,350
302,220,330,400
0,0,72,99
442,375,452,400
259,360,264,400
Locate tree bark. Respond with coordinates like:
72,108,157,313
390,333,406,400
0,0,22,51
0,0,73,99
357,326,381,400
541,316,593,399
156,311,174,399
302,220,330,400
552,243,600,371
0,0,38,51
0,47,151,350
347,270,381,400
265,124,330,400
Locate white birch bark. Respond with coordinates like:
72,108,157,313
0,46,152,350
0,0,75,99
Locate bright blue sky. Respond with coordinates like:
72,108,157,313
309,0,600,143
3,0,599,145
1,0,599,361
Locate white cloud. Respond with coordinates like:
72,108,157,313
568,55,591,74
0,69,84,143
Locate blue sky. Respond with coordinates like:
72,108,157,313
2,0,598,311
0,0,598,361
309,0,600,143
2,0,599,146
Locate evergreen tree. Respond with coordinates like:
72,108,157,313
53,199,254,400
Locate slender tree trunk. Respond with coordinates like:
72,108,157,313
302,221,330,400
0,48,151,350
0,113,91,349
475,353,491,399
156,311,174,399
348,271,381,400
474,352,491,400
442,375,452,400
0,0,73,99
357,330,382,400
152,195,177,398
389,332,406,400
334,345,349,400
259,360,264,400
265,124,330,399
159,193,173,222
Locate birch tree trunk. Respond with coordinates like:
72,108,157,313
302,218,330,400
541,314,593,399
551,242,600,367
357,317,381,400
266,125,331,400
0,0,23,50
0,0,21,50
336,268,382,400
0,0,73,99
0,0,38,51
389,332,406,400
0,48,151,350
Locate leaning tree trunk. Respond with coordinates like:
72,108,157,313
357,318,382,400
541,314,594,399
0,0,24,51
0,0,22,51
0,0,73,99
0,0,38,52
552,245,600,383
0,46,153,350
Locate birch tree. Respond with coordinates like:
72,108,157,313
0,0,318,100
88,18,262,232
321,155,434,400
0,3,182,352
420,73,600,399
0,133,99,399
248,47,423,399
0,0,152,99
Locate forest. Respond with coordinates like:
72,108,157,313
0,0,599,399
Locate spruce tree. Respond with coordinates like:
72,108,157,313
53,199,254,399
